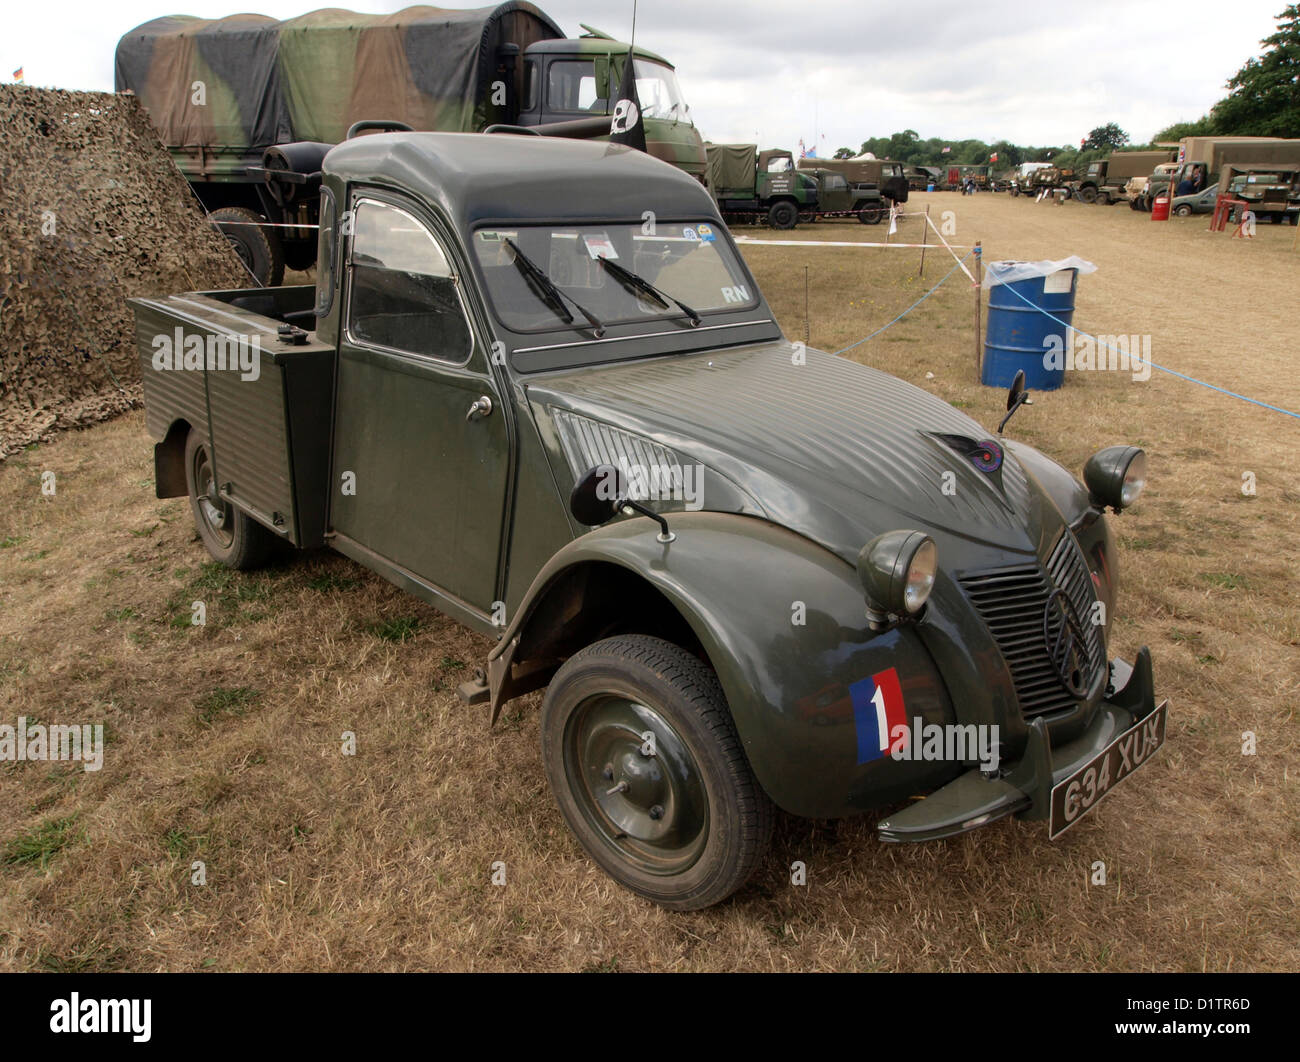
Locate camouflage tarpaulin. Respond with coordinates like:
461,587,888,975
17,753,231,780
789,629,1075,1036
114,3,564,150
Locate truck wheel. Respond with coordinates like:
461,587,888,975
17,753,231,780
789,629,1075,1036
210,207,285,287
281,238,318,273
858,206,883,225
767,201,798,230
184,429,275,570
540,634,774,910
1078,186,1097,203
1173,204,1192,217
1129,196,1141,211
1096,191,1111,205
1010,186,1020,198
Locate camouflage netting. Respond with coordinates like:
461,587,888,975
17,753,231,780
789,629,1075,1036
0,86,244,459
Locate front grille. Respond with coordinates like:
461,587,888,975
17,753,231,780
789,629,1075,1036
960,533,1106,719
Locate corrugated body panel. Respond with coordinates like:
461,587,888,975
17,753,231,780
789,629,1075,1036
133,303,209,441
207,354,294,539
533,344,1032,536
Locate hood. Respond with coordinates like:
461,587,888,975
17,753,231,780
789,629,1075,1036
526,340,1066,565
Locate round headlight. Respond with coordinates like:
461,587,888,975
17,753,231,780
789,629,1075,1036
857,530,938,628
1083,445,1147,512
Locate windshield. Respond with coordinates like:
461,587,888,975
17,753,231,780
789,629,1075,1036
632,59,692,123
473,221,756,335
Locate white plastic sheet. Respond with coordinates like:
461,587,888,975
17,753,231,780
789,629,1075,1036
983,256,1098,287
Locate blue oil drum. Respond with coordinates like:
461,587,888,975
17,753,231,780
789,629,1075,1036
981,268,1078,391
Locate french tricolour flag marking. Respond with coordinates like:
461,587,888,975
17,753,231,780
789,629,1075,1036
850,668,907,764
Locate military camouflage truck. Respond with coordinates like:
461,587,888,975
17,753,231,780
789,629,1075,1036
115,4,707,284
1070,150,1175,205
706,144,818,229
797,156,909,206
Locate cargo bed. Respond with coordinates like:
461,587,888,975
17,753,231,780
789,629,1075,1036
128,285,335,548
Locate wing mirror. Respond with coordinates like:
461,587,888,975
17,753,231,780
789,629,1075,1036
569,464,675,543
998,369,1032,434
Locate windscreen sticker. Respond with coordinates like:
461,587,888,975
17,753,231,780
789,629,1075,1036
696,223,716,243
682,227,699,241
475,230,517,266
850,668,906,764
583,234,618,260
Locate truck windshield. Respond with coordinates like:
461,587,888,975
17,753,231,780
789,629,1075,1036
633,60,692,123
473,222,756,335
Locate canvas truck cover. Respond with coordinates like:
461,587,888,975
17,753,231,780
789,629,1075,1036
706,143,758,195
114,3,564,151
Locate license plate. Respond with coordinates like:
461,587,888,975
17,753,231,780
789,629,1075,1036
1048,701,1168,839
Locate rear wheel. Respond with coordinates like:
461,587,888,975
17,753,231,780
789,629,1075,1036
858,205,883,224
540,635,774,910
184,429,276,570
767,200,798,230
210,206,285,287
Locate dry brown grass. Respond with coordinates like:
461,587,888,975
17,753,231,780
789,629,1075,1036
1,193,1296,971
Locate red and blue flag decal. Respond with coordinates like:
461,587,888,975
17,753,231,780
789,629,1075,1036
850,668,907,764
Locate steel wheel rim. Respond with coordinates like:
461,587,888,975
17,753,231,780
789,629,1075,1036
564,693,709,876
193,446,234,549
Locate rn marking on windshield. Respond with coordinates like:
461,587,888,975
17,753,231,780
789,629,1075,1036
721,286,750,303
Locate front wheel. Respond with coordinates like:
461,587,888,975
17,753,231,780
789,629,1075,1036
184,429,276,569
540,635,774,910
858,206,883,224
1173,204,1192,217
767,200,798,229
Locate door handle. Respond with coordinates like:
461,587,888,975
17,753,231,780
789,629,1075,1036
466,395,493,421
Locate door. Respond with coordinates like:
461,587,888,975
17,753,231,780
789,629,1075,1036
330,193,509,614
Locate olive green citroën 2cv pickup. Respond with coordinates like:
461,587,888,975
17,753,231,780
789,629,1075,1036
131,132,1168,910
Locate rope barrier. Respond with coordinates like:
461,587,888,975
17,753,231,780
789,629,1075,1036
999,281,1300,421
833,253,972,356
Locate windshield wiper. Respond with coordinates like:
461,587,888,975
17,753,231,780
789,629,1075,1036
504,238,606,337
596,256,701,327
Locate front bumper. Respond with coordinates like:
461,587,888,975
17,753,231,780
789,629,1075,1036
877,648,1165,842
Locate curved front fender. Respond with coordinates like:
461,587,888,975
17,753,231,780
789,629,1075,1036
495,511,961,818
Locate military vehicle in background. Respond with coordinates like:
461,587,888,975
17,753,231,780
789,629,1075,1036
945,164,990,191
1225,170,1300,224
115,4,707,284
1137,136,1300,210
707,144,817,228
798,155,909,205
1126,163,1178,211
1070,149,1176,205
906,165,944,191
1010,164,1075,198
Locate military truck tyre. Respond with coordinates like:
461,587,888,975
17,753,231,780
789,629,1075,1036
1078,186,1098,203
767,201,798,230
540,634,774,910
858,206,883,225
184,429,276,570
210,207,285,287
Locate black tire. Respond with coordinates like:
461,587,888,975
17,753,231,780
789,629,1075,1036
1096,191,1111,205
858,206,883,225
1078,186,1098,204
767,200,798,230
184,429,276,570
1129,195,1142,211
210,206,285,287
540,634,774,910
1173,204,1192,217
1010,186,1020,198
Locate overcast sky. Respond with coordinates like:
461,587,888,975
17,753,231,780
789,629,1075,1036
3,0,1283,149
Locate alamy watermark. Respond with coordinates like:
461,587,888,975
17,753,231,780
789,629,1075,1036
596,460,705,511
151,328,262,382
1043,331,1151,382
0,717,104,772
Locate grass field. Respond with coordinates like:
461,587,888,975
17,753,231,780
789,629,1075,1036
1,193,1296,972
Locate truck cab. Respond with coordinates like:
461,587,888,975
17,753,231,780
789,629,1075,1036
131,132,1164,911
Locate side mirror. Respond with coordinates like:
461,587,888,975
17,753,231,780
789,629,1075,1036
568,463,676,543
998,369,1032,435
1006,368,1026,411
569,464,626,527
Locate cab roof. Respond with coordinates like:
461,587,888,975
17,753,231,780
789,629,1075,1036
323,131,716,229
